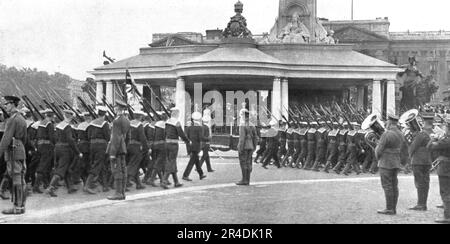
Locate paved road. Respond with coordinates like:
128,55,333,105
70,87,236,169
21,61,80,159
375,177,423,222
0,156,445,224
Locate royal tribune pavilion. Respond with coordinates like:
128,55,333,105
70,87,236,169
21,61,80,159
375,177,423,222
89,0,402,127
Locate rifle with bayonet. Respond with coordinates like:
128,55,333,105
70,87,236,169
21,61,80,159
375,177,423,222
43,99,63,121
334,102,354,130
22,95,44,121
77,96,98,119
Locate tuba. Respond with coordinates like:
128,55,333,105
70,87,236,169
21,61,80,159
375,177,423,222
361,113,386,151
399,109,422,144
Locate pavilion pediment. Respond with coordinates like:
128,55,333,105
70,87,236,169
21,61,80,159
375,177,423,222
334,26,389,43
149,35,200,47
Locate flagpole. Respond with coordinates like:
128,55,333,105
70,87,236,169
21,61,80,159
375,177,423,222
351,0,354,20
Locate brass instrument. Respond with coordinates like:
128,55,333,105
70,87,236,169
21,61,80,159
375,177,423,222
361,113,386,151
399,109,422,144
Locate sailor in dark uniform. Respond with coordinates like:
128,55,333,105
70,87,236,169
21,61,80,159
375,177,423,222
281,122,296,167
147,112,167,187
182,112,206,182
312,121,328,171
33,109,55,194
342,122,362,176
294,122,308,168
277,121,288,165
162,107,191,188
45,110,82,197
323,122,339,173
0,96,28,215
254,121,269,164
126,110,148,190
333,122,349,174
303,122,318,170
84,106,110,194
142,115,155,185
200,115,214,172
261,119,281,169
74,112,92,186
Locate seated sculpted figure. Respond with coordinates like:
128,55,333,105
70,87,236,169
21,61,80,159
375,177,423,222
279,12,311,43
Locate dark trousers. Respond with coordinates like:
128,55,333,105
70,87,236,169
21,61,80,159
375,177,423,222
54,146,75,179
200,145,213,172
262,145,280,167
89,143,108,177
412,165,431,206
380,168,400,211
239,149,253,171
36,144,54,180
126,144,144,178
439,176,450,219
183,151,204,178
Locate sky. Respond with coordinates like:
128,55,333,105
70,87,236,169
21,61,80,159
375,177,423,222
1,0,450,80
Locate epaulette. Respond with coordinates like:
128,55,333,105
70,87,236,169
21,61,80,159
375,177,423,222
56,121,70,130
76,122,90,131
130,120,142,128
166,118,180,127
90,119,107,128
38,121,52,128
155,121,165,129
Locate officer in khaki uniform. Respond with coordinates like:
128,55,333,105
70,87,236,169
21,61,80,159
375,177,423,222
106,101,130,201
0,96,28,215
427,118,450,223
408,113,434,211
236,110,258,186
376,114,408,215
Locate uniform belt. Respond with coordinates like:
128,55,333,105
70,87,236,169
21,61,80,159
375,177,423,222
166,139,179,144
56,143,70,147
37,140,52,145
90,139,107,144
129,140,142,145
153,140,166,145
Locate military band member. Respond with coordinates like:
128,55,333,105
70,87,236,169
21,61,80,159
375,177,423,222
74,112,92,186
200,115,214,173
323,122,339,173
84,106,110,194
183,112,205,182
376,114,408,215
0,96,28,215
408,113,434,211
312,121,328,171
106,101,130,201
126,110,148,190
45,110,82,197
303,121,317,170
33,109,55,194
237,110,258,186
427,118,450,223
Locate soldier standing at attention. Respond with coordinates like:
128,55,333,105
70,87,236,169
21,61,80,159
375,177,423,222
74,112,92,187
85,106,110,194
45,110,82,197
0,96,28,215
408,113,434,211
126,110,148,190
183,112,205,182
376,114,408,215
427,118,450,223
106,101,130,201
236,110,258,186
33,109,55,194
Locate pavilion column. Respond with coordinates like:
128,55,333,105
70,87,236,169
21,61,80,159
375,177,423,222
356,85,365,110
271,77,282,120
105,81,114,105
372,80,382,117
96,81,104,105
386,80,396,115
281,78,289,121
176,77,186,127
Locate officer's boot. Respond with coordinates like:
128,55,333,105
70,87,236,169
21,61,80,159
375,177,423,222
410,188,428,211
323,161,332,173
377,192,396,215
161,172,171,190
135,175,146,190
332,161,343,174
2,185,25,215
45,175,61,197
107,178,125,201
147,170,159,187
236,168,247,186
172,173,183,188
435,201,450,223
83,174,97,195
246,169,252,185
32,173,44,194
0,177,10,200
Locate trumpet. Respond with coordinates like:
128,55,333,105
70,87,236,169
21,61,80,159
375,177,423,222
399,109,422,144
361,113,385,151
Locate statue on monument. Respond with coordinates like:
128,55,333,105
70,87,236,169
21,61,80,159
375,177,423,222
279,12,311,43
223,1,253,39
